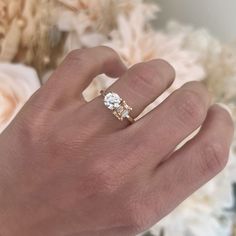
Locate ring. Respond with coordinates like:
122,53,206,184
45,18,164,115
100,90,135,124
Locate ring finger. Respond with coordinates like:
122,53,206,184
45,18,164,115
84,59,175,133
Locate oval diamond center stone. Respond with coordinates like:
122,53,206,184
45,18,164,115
104,92,121,110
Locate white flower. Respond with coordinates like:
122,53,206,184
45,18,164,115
0,63,40,133
56,0,150,51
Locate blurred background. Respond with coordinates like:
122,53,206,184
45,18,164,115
0,1,236,236
156,0,236,42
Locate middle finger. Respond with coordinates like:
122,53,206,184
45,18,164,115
124,81,211,166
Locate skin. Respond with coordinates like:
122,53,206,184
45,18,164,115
0,46,234,236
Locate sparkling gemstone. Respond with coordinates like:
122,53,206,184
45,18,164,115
115,105,130,119
104,92,121,110
121,109,129,118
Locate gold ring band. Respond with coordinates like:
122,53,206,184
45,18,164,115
125,114,135,124
100,90,135,124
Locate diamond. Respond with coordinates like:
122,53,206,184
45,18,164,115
121,109,129,118
113,101,132,119
104,92,122,110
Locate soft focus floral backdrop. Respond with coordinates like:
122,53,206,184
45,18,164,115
0,1,235,236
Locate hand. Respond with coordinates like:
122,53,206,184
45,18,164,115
0,46,234,236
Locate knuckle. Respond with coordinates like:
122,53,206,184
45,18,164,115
99,46,122,66
128,63,161,94
67,48,87,62
66,48,93,73
97,45,119,58
175,89,206,127
199,141,229,175
127,59,175,97
27,89,60,112
66,47,120,72
65,49,90,71
151,59,176,82
55,46,118,76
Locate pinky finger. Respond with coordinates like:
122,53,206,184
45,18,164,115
149,104,234,221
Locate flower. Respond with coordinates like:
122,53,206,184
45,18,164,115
0,63,40,133
55,0,153,51
0,0,61,75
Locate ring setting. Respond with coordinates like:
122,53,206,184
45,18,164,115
101,90,135,124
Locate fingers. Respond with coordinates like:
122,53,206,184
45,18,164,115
85,59,175,132
148,105,234,221
44,46,127,104
128,81,211,164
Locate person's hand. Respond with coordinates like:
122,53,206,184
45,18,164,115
0,46,234,236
